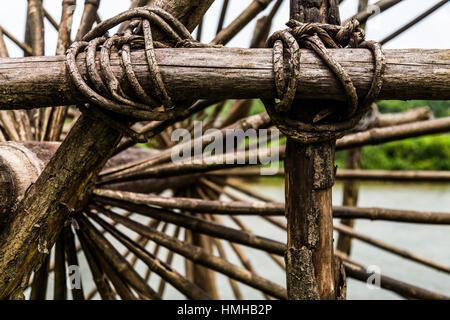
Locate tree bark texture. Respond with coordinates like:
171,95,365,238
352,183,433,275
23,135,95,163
284,0,344,300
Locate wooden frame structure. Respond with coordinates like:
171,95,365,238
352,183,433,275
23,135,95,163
0,0,449,300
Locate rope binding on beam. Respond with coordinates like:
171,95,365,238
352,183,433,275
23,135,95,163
262,18,386,144
65,6,219,142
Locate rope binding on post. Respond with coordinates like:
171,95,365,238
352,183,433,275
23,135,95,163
262,18,386,144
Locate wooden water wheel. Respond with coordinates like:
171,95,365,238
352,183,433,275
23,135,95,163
0,0,449,300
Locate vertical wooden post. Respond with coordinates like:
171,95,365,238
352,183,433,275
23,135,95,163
336,148,362,255
285,0,344,300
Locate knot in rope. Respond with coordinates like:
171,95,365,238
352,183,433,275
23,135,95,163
262,19,386,144
65,6,207,129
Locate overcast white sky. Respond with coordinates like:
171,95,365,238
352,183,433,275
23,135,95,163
0,0,449,57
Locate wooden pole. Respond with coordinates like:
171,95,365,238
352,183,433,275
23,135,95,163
344,0,403,25
336,147,361,255
336,0,369,256
1,48,449,110
284,1,343,300
380,0,450,45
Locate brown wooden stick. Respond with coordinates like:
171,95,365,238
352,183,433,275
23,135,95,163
100,112,271,182
336,117,450,150
77,215,160,300
334,223,450,274
0,30,34,142
79,224,138,300
0,26,33,55
187,190,220,300
26,0,45,141
197,184,272,299
75,0,101,41
93,188,281,216
335,169,450,183
63,226,85,300
0,112,20,141
336,147,362,255
199,179,285,281
94,248,138,300
93,189,450,223
156,226,181,297
216,0,230,34
212,0,275,45
332,206,450,224
0,28,9,57
53,233,67,300
211,238,244,300
29,255,50,300
1,48,449,109
343,259,450,300
76,228,116,300
43,8,59,31
250,0,283,49
98,208,288,299
380,0,449,45
344,0,403,25
86,210,214,300
45,0,77,142
210,167,450,183
337,0,367,256
275,214,450,275
93,193,286,255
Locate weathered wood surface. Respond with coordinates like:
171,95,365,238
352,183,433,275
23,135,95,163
345,0,403,25
335,169,450,183
210,168,450,183
0,48,449,109
0,142,198,221
94,189,450,224
0,0,214,300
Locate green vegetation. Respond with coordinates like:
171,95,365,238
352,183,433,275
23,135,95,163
335,134,450,170
252,99,450,171
138,100,450,172
336,100,450,171
377,100,450,118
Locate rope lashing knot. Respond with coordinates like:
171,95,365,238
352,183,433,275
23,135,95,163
65,6,212,141
262,19,386,144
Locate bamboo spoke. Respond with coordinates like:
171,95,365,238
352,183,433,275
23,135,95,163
345,0,404,25
93,192,286,255
85,210,212,300
29,255,50,300
53,233,67,300
63,226,85,300
76,228,117,300
92,189,450,224
342,257,450,300
96,207,288,299
77,215,161,300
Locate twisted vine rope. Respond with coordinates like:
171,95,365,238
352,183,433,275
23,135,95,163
262,19,386,144
65,7,217,141
65,7,384,144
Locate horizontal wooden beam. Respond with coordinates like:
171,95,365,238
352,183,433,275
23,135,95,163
209,168,450,183
0,48,449,110
93,189,450,224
